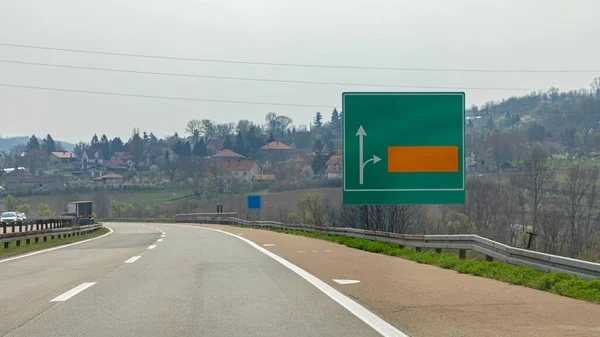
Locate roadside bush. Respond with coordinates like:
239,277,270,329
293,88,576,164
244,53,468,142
15,203,31,216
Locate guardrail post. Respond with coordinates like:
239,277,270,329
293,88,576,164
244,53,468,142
459,249,466,259
486,255,494,262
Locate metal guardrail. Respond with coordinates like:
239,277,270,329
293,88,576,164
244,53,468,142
175,213,600,280
0,224,103,249
1,216,76,234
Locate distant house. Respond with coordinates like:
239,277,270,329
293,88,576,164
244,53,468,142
252,174,277,182
217,160,261,183
286,154,313,178
146,145,173,167
93,173,124,185
261,141,294,163
87,164,106,178
326,154,341,169
3,168,62,190
82,148,104,169
104,159,129,173
49,151,78,168
326,165,342,180
206,139,224,152
113,152,134,167
211,149,245,161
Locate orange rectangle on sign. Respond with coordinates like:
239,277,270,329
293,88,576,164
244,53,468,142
388,146,458,172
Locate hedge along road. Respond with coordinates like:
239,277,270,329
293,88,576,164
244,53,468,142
196,223,600,337
0,222,397,337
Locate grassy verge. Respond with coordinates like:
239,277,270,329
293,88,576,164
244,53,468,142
0,227,110,260
241,225,600,304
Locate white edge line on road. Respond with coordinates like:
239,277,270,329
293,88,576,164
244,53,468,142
0,226,114,264
125,256,141,263
50,282,96,302
147,245,157,250
192,226,408,337
157,239,163,242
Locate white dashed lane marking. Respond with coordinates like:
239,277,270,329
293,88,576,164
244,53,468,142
50,282,96,302
124,256,141,264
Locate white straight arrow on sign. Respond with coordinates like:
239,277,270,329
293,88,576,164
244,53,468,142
356,125,381,185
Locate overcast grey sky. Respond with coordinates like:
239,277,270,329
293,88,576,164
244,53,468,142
1,0,599,143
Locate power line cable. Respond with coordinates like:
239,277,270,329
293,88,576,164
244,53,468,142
1,42,598,73
0,59,556,91
0,83,334,108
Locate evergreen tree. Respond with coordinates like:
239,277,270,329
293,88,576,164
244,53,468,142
100,134,110,160
91,134,100,147
110,137,124,155
330,108,340,130
42,134,57,154
26,135,40,151
223,135,233,150
313,112,323,128
234,131,246,156
193,139,207,157
311,137,330,174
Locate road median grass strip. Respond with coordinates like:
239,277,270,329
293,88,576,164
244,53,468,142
239,225,600,304
0,227,109,259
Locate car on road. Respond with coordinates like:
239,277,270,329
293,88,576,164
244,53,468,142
1,212,19,223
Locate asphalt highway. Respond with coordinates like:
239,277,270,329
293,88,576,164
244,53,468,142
0,223,389,337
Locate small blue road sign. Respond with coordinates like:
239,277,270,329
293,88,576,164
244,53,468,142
247,195,262,210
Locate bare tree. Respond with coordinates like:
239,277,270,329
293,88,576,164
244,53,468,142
562,164,593,256
297,192,326,226
580,170,600,255
508,173,529,245
525,145,554,238
539,207,567,255
183,157,208,198
339,204,417,233
591,77,600,97
93,191,110,218
463,176,507,237
160,151,179,183
510,130,529,170
185,120,202,143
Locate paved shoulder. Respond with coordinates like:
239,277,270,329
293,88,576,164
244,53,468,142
200,224,600,337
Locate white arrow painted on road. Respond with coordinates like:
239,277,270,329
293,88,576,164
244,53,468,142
333,279,361,285
356,125,381,185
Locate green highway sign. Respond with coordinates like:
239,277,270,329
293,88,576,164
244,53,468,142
342,92,465,205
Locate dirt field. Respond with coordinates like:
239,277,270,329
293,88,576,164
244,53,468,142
196,188,342,221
